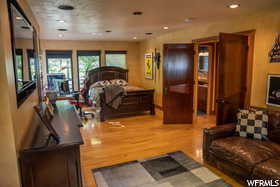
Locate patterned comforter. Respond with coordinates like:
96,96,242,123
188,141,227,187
88,85,145,108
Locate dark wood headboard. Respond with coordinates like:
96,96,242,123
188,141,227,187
86,66,128,88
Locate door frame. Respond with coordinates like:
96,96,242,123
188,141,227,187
196,44,216,115
193,41,218,120
192,29,255,121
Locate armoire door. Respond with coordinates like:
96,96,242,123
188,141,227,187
216,33,248,125
163,44,195,124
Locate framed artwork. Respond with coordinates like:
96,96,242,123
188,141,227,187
145,53,153,79
34,104,59,142
269,34,280,63
266,74,280,107
45,96,54,117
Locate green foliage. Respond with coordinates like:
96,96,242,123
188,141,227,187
29,58,36,81
78,56,100,88
16,55,23,80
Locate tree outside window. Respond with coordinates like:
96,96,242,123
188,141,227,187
16,52,23,88
78,55,100,89
48,58,73,90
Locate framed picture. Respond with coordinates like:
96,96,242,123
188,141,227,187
145,53,153,79
34,104,60,142
269,34,280,63
45,96,54,117
266,74,280,107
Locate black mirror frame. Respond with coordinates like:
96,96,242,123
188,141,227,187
8,0,38,107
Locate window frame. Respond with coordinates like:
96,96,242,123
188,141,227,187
77,50,101,90
27,49,36,81
46,50,74,91
105,50,127,69
15,48,24,82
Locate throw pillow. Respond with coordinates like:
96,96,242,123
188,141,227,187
110,79,128,86
92,80,111,87
236,109,268,140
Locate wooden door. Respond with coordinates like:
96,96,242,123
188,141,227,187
163,44,195,124
216,33,248,125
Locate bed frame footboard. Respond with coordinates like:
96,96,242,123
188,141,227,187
100,89,155,121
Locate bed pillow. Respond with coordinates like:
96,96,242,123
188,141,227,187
236,108,268,140
92,80,111,87
110,79,128,86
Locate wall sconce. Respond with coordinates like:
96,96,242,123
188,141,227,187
154,48,161,70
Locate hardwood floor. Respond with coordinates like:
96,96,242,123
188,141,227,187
80,110,244,187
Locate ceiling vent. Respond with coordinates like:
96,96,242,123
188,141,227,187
58,5,74,10
133,11,143,15
57,28,68,31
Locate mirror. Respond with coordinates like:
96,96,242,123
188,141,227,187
198,46,209,84
9,0,38,106
198,47,209,72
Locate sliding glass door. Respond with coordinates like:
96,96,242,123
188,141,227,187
77,50,101,89
46,50,73,91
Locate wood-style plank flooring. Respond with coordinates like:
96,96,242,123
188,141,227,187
80,110,244,187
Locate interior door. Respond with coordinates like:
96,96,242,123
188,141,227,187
163,44,195,124
216,33,248,125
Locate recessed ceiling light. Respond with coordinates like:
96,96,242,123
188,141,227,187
145,32,153,35
184,18,194,22
133,11,143,15
105,30,112,33
163,26,169,30
58,5,74,10
16,16,22,20
228,4,240,8
133,37,137,39
57,28,68,31
58,20,65,23
58,34,63,38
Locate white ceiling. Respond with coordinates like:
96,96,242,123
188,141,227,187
27,0,279,41
12,5,33,39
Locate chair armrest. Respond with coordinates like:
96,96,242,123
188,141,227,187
203,123,236,161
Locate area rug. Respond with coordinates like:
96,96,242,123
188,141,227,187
92,151,231,187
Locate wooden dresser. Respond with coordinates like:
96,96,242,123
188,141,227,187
19,101,84,187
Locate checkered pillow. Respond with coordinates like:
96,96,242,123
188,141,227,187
236,109,268,140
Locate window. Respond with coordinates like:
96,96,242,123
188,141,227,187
46,50,73,91
77,50,101,89
15,49,23,88
105,51,127,69
27,49,36,81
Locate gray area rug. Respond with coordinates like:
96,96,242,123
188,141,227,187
92,151,231,187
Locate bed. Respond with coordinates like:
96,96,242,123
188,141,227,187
83,66,155,121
